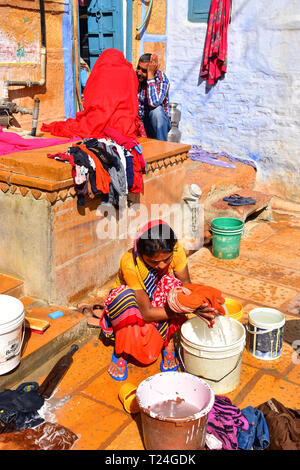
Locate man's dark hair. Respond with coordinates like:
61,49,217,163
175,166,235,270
137,224,177,257
139,53,152,64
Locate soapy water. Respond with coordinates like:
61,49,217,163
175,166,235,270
149,398,200,419
39,395,72,423
185,311,238,347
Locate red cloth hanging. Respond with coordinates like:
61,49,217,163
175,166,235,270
41,49,140,139
200,0,231,86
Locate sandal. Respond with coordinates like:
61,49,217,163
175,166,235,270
223,194,256,206
109,351,128,381
77,303,104,318
160,349,180,372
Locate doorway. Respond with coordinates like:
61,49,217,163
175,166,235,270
78,0,124,71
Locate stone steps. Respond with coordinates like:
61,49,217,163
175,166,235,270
0,273,24,298
0,282,97,391
206,189,273,223
184,155,272,225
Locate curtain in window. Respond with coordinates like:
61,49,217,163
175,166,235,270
200,0,231,85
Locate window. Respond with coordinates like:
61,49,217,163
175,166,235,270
188,0,211,23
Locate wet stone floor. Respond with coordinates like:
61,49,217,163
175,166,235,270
1,208,300,451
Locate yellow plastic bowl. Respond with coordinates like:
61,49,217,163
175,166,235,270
225,298,243,322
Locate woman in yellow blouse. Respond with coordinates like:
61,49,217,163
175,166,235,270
98,219,215,381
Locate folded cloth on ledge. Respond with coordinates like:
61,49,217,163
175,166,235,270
167,283,225,315
0,126,74,156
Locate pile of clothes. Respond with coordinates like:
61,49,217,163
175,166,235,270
48,127,146,207
0,382,78,450
205,395,300,451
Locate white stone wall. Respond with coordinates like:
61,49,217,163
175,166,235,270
166,0,300,202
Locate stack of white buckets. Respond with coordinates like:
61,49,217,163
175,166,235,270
0,295,25,376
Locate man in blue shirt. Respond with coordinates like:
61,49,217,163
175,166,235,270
136,53,171,141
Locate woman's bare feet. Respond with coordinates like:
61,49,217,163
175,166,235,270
162,338,179,371
108,353,127,379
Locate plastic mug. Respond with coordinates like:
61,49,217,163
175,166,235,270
118,383,140,414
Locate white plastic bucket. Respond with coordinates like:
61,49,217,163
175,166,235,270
246,307,285,360
136,372,214,450
180,317,246,394
0,295,25,375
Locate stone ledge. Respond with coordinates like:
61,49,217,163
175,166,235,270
0,137,191,194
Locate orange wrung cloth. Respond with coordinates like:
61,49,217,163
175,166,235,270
167,283,225,315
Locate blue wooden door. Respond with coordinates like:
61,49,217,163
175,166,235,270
87,0,124,70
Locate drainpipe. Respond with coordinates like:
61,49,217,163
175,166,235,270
182,184,203,251
1,0,46,135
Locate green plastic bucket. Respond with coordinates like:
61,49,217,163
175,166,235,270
211,217,244,259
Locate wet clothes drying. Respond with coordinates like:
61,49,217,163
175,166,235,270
0,126,75,157
0,421,78,450
0,382,44,432
48,134,146,206
84,138,128,206
200,0,231,86
257,398,300,450
206,395,249,450
103,127,146,194
237,406,270,450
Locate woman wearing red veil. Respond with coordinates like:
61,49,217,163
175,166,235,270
41,48,144,139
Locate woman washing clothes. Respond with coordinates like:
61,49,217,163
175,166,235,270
89,219,225,380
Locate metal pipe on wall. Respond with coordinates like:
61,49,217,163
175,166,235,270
1,0,47,104
0,0,46,134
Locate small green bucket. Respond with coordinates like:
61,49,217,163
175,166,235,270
211,217,244,259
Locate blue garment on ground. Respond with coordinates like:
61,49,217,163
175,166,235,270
237,406,270,450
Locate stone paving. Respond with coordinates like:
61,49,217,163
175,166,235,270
1,207,300,450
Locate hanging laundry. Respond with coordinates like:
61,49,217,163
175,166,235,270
84,138,128,206
200,0,232,86
73,143,111,195
103,126,147,174
48,147,96,207
48,133,146,207
206,395,249,450
237,406,270,450
98,138,129,193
